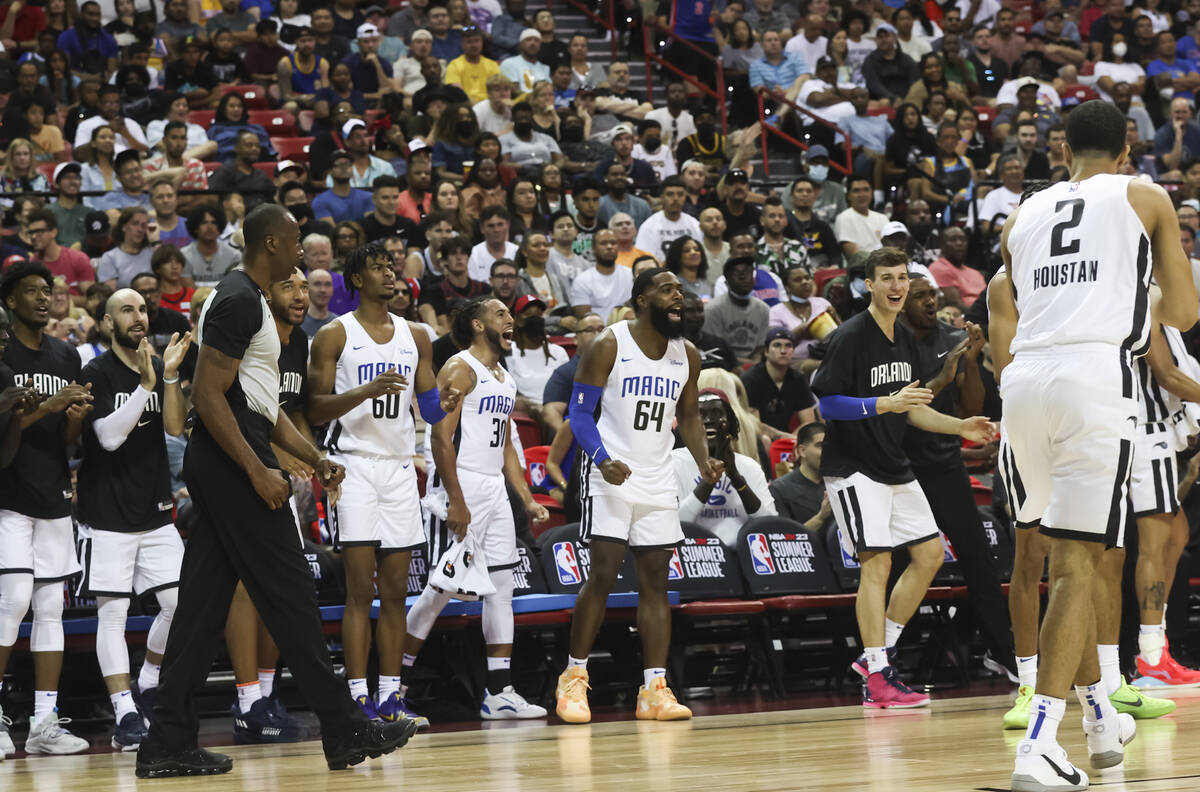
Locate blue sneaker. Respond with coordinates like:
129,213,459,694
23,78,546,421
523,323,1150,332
112,710,149,751
265,693,304,738
354,694,382,722
233,698,301,744
377,692,430,731
132,681,157,729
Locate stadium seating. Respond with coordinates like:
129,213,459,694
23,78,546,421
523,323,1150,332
249,109,297,136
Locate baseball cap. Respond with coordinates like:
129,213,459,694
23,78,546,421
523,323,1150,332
519,28,541,43
404,277,421,301
2,255,27,270
364,4,386,15
330,149,352,164
611,123,634,138
85,211,110,236
295,25,314,38
881,220,909,238
342,118,367,138
276,159,307,177
356,22,380,39
411,29,433,41
513,294,546,314
723,255,756,277
697,387,731,405
805,144,830,161
764,327,793,345
53,161,81,183
875,22,898,35
1183,199,1200,212
815,55,837,71
1015,76,1040,90
725,168,749,183
408,138,429,153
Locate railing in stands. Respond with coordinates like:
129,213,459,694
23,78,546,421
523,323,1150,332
642,27,727,134
756,91,853,178
553,0,619,61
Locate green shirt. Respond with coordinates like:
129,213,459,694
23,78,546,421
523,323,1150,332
50,200,90,250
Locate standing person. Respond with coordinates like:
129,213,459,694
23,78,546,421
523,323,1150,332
306,240,459,725
0,261,94,757
136,206,419,778
402,296,549,723
77,290,190,751
995,101,1196,791
555,268,723,724
811,247,995,710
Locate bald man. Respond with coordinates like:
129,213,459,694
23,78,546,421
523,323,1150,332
137,206,419,778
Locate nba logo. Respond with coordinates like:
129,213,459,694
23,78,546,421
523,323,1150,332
780,451,791,462
553,542,582,585
747,533,775,575
940,532,958,562
529,462,547,487
667,549,684,580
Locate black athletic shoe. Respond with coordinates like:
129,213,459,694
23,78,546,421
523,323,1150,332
132,681,157,729
323,717,419,771
135,746,233,778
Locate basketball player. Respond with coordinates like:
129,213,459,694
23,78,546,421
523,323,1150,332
402,296,551,721
76,289,191,751
307,240,460,724
996,100,1197,791
223,267,310,744
810,247,995,710
556,268,723,724
0,260,94,756
0,305,44,472
138,206,418,778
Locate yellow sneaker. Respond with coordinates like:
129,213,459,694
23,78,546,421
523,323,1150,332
1002,685,1034,730
636,677,692,721
556,667,592,724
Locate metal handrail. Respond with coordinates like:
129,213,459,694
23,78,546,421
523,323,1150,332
642,25,727,134
755,90,853,177
553,0,619,61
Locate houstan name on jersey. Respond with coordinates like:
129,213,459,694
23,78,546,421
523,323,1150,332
1032,259,1099,290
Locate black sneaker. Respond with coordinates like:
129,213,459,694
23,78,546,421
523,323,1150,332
135,745,233,778
233,698,301,744
265,693,305,741
323,717,419,771
132,681,157,729
112,711,149,751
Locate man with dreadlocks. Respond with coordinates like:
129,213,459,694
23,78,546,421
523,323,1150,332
306,240,461,728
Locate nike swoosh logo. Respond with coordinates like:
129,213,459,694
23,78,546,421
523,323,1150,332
137,419,151,427
479,378,489,384
352,345,366,350
1111,695,1142,707
937,350,949,358
1042,755,1081,786
620,357,633,362
860,402,868,415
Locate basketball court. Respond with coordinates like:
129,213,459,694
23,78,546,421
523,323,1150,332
5,689,1200,791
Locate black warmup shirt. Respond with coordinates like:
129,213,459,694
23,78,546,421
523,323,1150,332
811,310,920,485
147,307,191,354
277,325,309,416
741,361,816,432
0,334,81,518
78,352,173,533
360,212,421,247
0,363,13,449
903,321,966,472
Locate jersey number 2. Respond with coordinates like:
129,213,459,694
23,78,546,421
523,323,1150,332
634,400,665,432
1050,198,1084,257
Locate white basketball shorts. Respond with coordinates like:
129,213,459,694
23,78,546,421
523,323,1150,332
824,472,939,555
77,523,183,598
1130,424,1181,518
427,469,518,570
329,454,424,553
0,510,80,582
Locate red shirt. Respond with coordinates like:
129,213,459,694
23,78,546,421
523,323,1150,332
0,6,46,44
396,190,432,225
160,286,196,317
35,245,94,295
929,257,986,307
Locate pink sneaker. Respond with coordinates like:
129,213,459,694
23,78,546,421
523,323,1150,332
862,666,930,709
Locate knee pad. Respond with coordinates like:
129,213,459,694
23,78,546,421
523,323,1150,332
482,570,514,646
406,585,451,642
95,597,131,677
0,574,34,646
147,587,179,656
30,581,65,653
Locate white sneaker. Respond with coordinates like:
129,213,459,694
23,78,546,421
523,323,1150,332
24,711,89,755
480,686,548,720
1082,712,1136,769
1012,740,1089,792
0,705,14,758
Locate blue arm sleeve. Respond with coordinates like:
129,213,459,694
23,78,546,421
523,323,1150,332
416,388,447,424
818,395,878,420
568,382,609,465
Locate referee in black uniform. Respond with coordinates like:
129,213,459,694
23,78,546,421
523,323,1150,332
137,205,417,778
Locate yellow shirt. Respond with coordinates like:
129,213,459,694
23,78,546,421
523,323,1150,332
444,55,500,105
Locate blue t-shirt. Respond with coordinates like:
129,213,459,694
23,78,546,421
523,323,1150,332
341,52,394,95
1179,35,1200,62
542,356,580,405
1147,57,1200,101
312,188,375,224
431,31,463,62
57,27,119,73
431,140,474,174
673,0,714,43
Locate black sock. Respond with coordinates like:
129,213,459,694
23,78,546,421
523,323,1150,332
487,668,512,693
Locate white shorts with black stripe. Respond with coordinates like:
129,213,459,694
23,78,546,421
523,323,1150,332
428,469,518,571
1131,424,1181,517
999,348,1137,546
328,454,424,553
77,523,183,598
578,458,683,549
824,473,938,555
0,511,80,582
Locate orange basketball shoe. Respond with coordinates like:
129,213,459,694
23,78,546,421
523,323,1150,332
556,667,592,724
635,677,692,721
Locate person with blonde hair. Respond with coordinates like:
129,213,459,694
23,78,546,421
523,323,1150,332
0,138,50,215
697,367,762,461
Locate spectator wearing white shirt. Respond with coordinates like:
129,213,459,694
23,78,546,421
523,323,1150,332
472,74,514,135
976,153,1024,236
635,176,703,261
145,92,218,160
644,81,696,152
506,294,570,412
834,174,889,257
632,119,677,182
569,228,633,320
468,205,520,281
74,84,149,156
786,15,829,75
798,56,857,129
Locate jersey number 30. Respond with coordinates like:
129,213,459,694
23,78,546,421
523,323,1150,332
490,417,507,447
1050,198,1084,257
634,399,665,432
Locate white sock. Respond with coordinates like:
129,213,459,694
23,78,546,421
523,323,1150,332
347,678,368,700
1025,695,1065,744
33,690,57,723
884,618,905,649
138,661,161,691
865,646,888,673
1016,654,1038,689
1076,679,1118,722
1097,644,1122,695
1138,624,1166,666
258,668,276,699
237,681,262,711
487,656,511,670
111,690,137,720
568,655,588,669
643,667,666,688
378,675,401,703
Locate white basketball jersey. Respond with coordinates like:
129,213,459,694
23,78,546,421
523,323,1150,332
1007,174,1152,357
451,350,517,475
586,321,689,507
325,313,419,458
1138,325,1199,451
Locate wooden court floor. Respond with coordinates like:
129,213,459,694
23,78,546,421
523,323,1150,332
4,690,1200,792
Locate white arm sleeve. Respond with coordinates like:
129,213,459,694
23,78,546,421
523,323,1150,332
93,385,151,452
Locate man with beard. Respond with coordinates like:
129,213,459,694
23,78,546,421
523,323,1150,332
0,260,94,758
929,227,985,309
57,0,119,77
74,84,149,155
138,207,418,778
401,296,549,725
672,387,776,547
208,132,276,212
635,177,702,262
307,240,460,728
901,199,940,267
314,152,375,225
569,229,633,321
557,268,722,724
131,272,192,354
593,124,657,195
77,290,190,752
681,291,737,371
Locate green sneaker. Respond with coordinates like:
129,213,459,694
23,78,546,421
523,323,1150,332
1002,685,1034,730
1110,681,1176,719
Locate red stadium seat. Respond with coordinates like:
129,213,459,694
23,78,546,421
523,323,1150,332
547,335,577,357
768,437,796,478
867,106,895,119
1060,83,1099,104
252,162,276,177
272,136,315,160
249,110,296,136
37,163,57,183
813,267,843,296
220,84,271,109
974,105,994,135
524,445,551,488
533,500,565,536
188,110,215,128
203,161,222,174
512,412,541,450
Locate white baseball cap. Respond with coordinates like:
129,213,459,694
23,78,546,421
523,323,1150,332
356,22,380,39
519,28,541,43
881,220,909,238
342,118,367,138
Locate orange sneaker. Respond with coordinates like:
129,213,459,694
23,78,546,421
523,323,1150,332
635,677,692,721
1132,645,1200,689
555,667,592,724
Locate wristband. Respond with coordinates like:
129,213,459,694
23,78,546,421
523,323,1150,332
163,375,179,384
416,387,447,424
